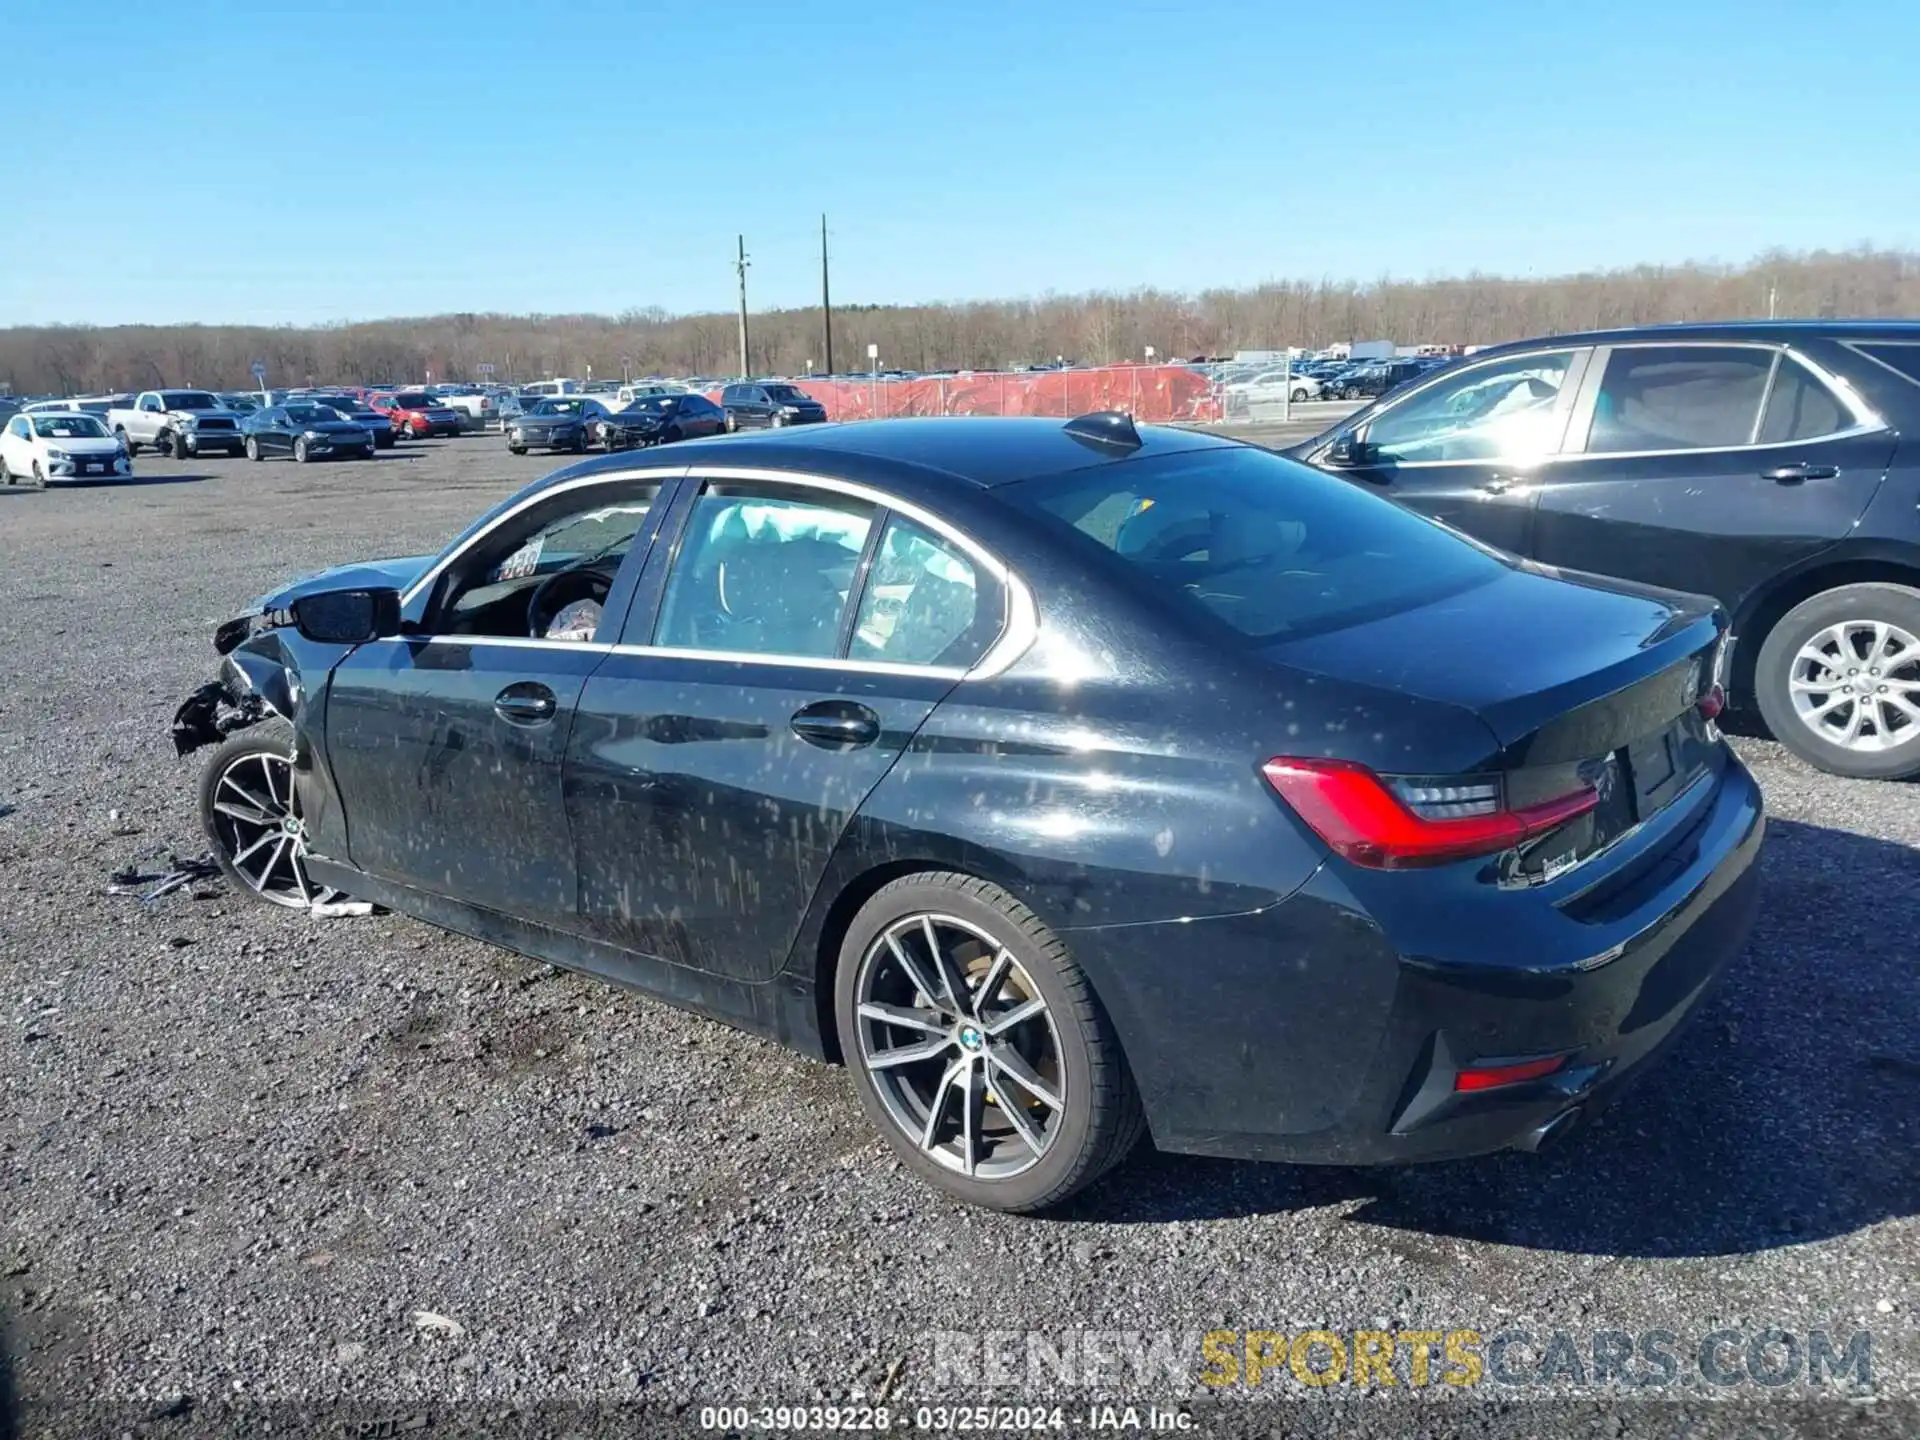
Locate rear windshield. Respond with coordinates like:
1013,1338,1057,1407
1001,446,1506,642
394,393,433,407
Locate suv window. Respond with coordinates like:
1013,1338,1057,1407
1586,346,1774,454
654,484,875,658
1758,358,1849,444
1360,351,1577,463
721,385,747,403
1855,343,1920,387
851,517,989,667
1004,447,1506,643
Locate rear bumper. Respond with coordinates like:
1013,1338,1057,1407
1074,755,1765,1165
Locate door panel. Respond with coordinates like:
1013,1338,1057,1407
1532,432,1896,607
566,654,955,979
1533,346,1897,609
322,637,609,932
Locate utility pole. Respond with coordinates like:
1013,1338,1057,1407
820,213,834,376
735,235,751,379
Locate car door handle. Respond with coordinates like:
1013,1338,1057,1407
790,701,881,749
1761,463,1838,483
494,683,557,725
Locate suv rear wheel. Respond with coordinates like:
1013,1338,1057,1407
834,872,1145,1212
1755,582,1920,779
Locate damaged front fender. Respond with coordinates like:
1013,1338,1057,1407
172,623,303,756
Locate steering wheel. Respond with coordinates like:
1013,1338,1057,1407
526,564,616,639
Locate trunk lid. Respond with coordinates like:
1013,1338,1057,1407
1264,562,1727,877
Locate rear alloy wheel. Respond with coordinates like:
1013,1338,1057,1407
1756,583,1920,779
245,436,262,461
835,873,1144,1212
198,721,342,910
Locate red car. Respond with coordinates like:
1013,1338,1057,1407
371,391,464,439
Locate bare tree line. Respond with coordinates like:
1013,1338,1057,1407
3,247,1915,396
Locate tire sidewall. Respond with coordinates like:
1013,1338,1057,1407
1755,582,1920,779
833,876,1104,1211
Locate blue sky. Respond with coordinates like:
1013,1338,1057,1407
2,0,1915,327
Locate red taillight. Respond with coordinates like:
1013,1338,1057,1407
1454,1054,1569,1092
1260,757,1597,870
1697,683,1725,721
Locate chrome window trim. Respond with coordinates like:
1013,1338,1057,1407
1343,346,1593,470
1560,340,1885,461
398,463,691,607
663,465,1039,681
396,462,1038,682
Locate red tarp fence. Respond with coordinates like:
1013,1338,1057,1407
702,364,1222,425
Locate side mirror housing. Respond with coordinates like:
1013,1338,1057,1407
289,586,402,645
1324,433,1374,468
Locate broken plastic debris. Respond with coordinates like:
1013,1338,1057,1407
310,900,375,919
107,846,222,903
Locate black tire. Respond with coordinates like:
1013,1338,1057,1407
198,719,340,910
179,432,197,458
1754,582,1920,780
116,427,139,456
571,429,587,453
245,436,262,462
1291,388,1309,403
293,437,310,463
833,872,1145,1213
508,444,527,455
157,429,175,457
29,460,47,489
724,412,738,433
663,425,682,444
0,453,11,484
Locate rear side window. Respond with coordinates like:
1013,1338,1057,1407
1758,358,1849,443
851,517,988,667
654,484,874,658
1855,343,1920,387
1586,346,1773,453
1003,447,1506,642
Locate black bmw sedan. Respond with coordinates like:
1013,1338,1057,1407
1294,321,1920,780
240,402,376,462
600,392,728,450
173,414,1762,1212
507,397,610,454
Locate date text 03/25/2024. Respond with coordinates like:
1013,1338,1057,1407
698,1404,1193,1432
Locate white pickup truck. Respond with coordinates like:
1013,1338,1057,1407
108,389,248,458
432,388,497,431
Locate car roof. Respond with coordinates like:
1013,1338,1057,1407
1470,319,1920,355
535,415,1247,498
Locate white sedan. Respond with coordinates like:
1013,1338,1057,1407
0,410,133,486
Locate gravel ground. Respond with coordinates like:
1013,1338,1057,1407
1,436,1915,1438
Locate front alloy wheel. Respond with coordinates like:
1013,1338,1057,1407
835,873,1144,1212
199,721,341,909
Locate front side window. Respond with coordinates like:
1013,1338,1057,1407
1585,346,1774,454
1360,351,1577,463
654,485,874,658
1004,446,1505,643
429,479,662,640
851,518,986,667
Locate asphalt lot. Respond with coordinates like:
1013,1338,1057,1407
1,430,1915,1436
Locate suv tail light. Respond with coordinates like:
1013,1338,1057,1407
1261,757,1598,870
